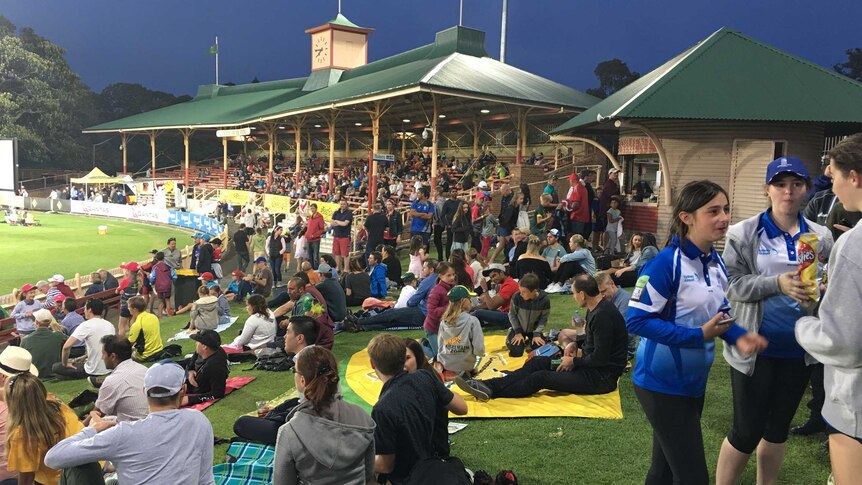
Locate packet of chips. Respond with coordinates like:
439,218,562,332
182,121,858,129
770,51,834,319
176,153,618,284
797,233,819,302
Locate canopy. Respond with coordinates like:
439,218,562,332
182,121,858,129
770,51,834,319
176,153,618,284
70,167,124,184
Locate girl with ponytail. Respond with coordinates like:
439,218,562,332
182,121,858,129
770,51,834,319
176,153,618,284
273,346,375,485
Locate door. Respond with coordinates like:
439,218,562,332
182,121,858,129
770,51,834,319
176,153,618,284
729,140,776,224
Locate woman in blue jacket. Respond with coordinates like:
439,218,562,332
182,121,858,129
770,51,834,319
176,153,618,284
626,180,767,485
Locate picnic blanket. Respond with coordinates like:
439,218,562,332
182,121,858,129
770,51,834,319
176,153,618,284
167,316,239,342
183,376,255,412
213,441,274,485
342,335,624,419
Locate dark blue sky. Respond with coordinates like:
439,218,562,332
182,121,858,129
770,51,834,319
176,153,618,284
1,0,860,96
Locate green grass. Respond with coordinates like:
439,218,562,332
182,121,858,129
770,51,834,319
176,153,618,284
40,250,832,484
0,213,191,294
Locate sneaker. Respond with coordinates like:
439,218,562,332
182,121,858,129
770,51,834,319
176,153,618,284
88,375,107,388
68,389,99,409
544,283,561,293
341,314,363,333
790,418,827,436
103,472,118,485
454,375,492,402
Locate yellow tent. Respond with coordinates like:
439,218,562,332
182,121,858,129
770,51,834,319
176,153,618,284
70,167,124,184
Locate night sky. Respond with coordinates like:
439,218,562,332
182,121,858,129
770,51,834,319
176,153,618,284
1,0,860,97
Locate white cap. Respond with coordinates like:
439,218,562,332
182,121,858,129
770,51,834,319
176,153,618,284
48,274,65,283
32,308,54,323
477,181,489,189
144,361,186,397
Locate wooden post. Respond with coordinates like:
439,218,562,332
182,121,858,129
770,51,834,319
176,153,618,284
431,95,439,192
554,143,559,171
121,133,128,175
268,128,276,191
294,122,302,185
515,108,523,164
222,135,228,189
473,119,480,160
328,114,336,193
149,131,157,177
371,113,380,209
400,131,406,162
367,150,374,213
182,129,191,188
344,130,350,161
520,110,528,161
306,131,312,158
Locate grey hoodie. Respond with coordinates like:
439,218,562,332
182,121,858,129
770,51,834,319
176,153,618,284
191,295,219,330
437,312,485,373
796,225,862,438
273,397,376,485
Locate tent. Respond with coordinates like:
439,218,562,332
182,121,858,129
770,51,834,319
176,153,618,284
70,167,124,184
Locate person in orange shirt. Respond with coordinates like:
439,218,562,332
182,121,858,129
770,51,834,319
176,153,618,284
302,261,321,285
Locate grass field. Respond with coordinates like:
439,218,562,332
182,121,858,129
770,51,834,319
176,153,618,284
42,285,833,484
0,213,192,294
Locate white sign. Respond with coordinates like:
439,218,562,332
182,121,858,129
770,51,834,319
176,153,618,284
71,200,166,224
216,128,252,138
373,153,395,163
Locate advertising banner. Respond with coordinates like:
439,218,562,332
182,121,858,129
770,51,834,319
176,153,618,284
296,199,339,222
262,194,292,214
219,189,256,206
167,210,224,236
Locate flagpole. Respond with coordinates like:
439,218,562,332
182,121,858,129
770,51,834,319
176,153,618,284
459,0,463,26
215,36,219,85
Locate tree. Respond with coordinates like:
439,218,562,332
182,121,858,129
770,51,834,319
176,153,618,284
834,48,862,82
586,58,641,99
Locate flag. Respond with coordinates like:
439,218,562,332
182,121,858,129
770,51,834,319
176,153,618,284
207,44,218,55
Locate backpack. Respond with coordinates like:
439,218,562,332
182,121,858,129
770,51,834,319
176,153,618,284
252,349,295,372
404,456,472,485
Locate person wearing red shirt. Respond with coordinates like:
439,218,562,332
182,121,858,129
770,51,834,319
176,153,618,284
564,173,591,240
305,204,326,270
472,264,519,328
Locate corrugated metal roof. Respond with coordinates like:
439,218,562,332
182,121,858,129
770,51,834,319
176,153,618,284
85,26,597,133
552,27,862,133
326,13,367,30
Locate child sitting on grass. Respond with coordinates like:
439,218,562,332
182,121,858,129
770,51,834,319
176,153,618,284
435,285,485,380
209,284,231,325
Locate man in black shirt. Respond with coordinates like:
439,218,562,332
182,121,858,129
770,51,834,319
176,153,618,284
314,263,347,322
183,329,229,406
363,201,388,265
456,274,627,400
233,224,250,272
369,334,467,485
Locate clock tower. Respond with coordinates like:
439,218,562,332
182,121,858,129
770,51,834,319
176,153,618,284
305,13,374,72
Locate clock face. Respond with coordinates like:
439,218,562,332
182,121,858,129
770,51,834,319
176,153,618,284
314,36,329,65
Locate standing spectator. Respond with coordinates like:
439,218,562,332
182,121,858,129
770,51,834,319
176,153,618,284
21,309,67,378
564,173,590,240
364,202,388,266
116,261,142,336
330,199,354,272
184,329,229,407
54,298,115,382
409,187,434,246
267,226,287,288
273,346,375,485
489,188,519,263
383,199,403,248
149,251,177,317
450,201,473,253
234,223,251,272
10,283,41,337
127,296,163,361
195,233,214,275
90,335,148,422
604,196,624,255
598,168,622,249
305,204,326,270
250,227,267,259
162,237,183,270
45,361,215,484
421,262,456,358
580,169,598,244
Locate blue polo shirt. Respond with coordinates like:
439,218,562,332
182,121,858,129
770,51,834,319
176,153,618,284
756,210,808,359
410,200,434,234
331,209,353,238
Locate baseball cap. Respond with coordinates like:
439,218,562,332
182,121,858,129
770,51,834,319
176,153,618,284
48,274,65,283
482,263,506,276
200,234,211,242
402,272,416,284
190,329,222,351
32,308,54,322
448,285,477,302
254,256,267,263
53,294,66,303
192,232,203,239
547,228,560,238
206,281,218,288
120,262,140,272
477,181,489,189
766,157,810,184
609,168,620,175
569,173,579,183
198,272,214,281
210,237,222,245
20,283,35,293
316,263,332,274
0,346,38,377
231,270,244,277
144,361,186,398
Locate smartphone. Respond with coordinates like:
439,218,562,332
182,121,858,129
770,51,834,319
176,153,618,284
718,317,736,325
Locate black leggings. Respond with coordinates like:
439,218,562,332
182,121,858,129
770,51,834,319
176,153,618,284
612,270,639,288
233,416,281,446
634,385,708,485
727,356,811,453
486,356,617,398
552,261,585,284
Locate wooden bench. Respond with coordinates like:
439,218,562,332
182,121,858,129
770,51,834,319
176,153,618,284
0,289,122,345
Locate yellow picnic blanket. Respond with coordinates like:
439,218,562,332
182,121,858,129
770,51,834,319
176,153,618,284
343,335,623,419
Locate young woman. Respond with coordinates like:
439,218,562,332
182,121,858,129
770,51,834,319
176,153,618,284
383,199,403,248
546,234,595,292
227,294,277,351
451,201,473,253
715,158,833,484
607,232,659,288
516,235,553,289
422,262,457,358
448,251,474,290
466,248,486,290
250,227,267,259
796,134,862,485
273,346,375,485
341,256,371,307
266,226,287,287
489,192,523,263
626,180,767,485
404,337,436,374
5,372,85,485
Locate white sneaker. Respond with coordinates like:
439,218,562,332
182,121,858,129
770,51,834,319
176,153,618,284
545,283,560,293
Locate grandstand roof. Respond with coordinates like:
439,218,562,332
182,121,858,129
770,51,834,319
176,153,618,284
552,27,862,133
85,26,598,133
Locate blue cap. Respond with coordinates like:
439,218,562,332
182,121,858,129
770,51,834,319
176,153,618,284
766,157,810,184
192,232,202,239
254,256,267,263
201,234,211,242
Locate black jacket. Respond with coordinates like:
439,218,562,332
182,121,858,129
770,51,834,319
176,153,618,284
196,243,214,274
186,348,229,405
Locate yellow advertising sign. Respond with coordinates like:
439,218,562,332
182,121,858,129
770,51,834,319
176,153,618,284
263,194,292,214
297,199,340,222
219,189,255,206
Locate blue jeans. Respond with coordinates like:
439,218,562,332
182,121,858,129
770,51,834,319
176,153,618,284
472,309,510,329
308,240,321,269
422,330,438,358
269,255,283,283
358,307,425,330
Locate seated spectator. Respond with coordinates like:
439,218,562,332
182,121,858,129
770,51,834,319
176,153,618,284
190,285,219,331
244,256,274,297
367,251,388,299
0,349,35,482
50,294,66,320
591,272,634,359
227,295,277,351
342,255,372,306
466,248,485,290
456,275,628,401
315,263,348,322
60,298,86,359
127,295,163,361
233,316,318,445
505,273,550,358
45,361,215,484
344,261,438,331
90,335,148,423
274,275,335,350
85,272,105,296
225,269,253,303
10,283,41,337
436,286,485,377
116,262,142,336
21,309,67,378
5,372,85,485
449,252,474,289
515,235,553,289
98,268,119,290
472,264,519,329
394,273,418,308
382,245,403,288
210,284,231,325
184,329,229,406
369,334,467,485
606,232,659,288
546,234,596,292
302,260,321,285
54,298,115,382
404,337,436,374
273,346,375,485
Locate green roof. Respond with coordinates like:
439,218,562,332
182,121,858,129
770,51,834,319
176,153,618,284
85,26,598,133
552,27,862,133
326,13,367,30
